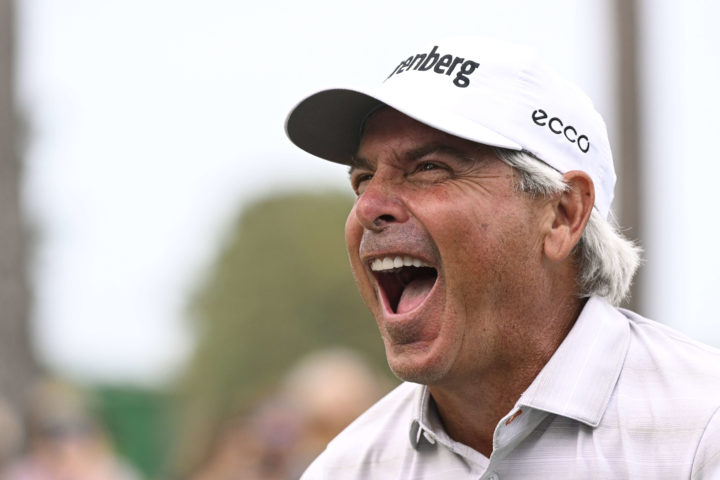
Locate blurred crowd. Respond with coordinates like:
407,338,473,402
0,348,390,480
186,348,390,480
0,379,139,480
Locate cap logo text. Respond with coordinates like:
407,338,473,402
386,46,479,88
532,109,590,153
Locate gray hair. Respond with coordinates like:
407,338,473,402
494,149,642,306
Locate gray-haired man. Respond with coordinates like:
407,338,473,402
285,36,720,479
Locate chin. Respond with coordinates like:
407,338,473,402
384,344,452,385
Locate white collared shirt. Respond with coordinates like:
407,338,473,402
300,297,720,479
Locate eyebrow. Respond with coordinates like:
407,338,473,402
347,155,371,175
348,143,477,176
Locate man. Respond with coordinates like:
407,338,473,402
284,37,720,479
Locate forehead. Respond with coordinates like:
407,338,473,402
352,108,495,172
358,107,458,151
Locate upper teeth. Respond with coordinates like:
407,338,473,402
370,256,430,272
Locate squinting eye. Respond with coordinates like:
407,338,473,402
415,161,449,174
353,173,373,194
408,160,451,183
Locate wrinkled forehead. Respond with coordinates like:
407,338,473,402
355,106,496,161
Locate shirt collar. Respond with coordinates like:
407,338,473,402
409,384,439,448
519,296,630,426
407,296,631,449
410,385,487,462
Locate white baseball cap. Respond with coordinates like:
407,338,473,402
285,36,615,218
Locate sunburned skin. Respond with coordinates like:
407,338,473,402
345,107,555,388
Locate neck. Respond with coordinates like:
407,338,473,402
428,294,585,457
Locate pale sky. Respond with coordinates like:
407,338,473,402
16,0,720,385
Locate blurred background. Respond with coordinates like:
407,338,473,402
1,0,719,478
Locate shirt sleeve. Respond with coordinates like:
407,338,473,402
692,405,720,479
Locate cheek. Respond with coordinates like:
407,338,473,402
344,206,362,251
344,207,374,293
421,194,536,293
416,194,494,254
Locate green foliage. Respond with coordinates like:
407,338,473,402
95,386,176,480
174,190,389,473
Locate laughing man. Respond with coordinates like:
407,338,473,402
285,37,720,479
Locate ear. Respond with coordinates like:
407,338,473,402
543,170,594,262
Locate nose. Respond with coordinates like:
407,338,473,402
353,177,410,231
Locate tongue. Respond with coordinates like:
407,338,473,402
396,275,435,314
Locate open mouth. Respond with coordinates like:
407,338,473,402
370,256,438,314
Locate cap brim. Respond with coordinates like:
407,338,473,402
285,88,380,165
285,87,522,166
